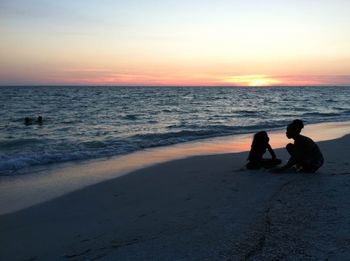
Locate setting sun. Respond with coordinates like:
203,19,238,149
222,75,282,86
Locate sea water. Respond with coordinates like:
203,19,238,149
1,86,350,173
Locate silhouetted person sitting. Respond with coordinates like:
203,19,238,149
24,117,33,125
246,131,281,169
277,119,324,173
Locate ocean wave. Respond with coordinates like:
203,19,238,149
302,112,342,117
121,114,139,120
0,138,47,149
0,146,122,174
132,129,218,142
129,122,288,147
233,110,258,114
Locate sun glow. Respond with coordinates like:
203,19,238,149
1,1,350,86
223,75,282,86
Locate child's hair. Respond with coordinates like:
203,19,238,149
251,131,269,149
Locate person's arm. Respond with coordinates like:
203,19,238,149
267,144,276,159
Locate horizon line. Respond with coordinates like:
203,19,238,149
1,84,349,88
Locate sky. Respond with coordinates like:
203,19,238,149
1,0,350,86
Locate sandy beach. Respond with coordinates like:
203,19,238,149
1,125,350,260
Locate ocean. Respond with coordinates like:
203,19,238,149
1,86,349,174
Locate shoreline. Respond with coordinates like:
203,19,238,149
2,118,350,176
1,120,350,215
0,130,349,259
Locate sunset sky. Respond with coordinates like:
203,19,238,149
1,0,350,86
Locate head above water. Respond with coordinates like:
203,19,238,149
286,119,304,139
24,117,32,125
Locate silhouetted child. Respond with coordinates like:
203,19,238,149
246,131,281,169
277,119,324,173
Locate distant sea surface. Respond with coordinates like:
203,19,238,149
1,86,350,174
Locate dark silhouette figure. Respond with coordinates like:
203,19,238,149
37,116,43,124
246,131,281,169
278,119,324,173
24,117,33,125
